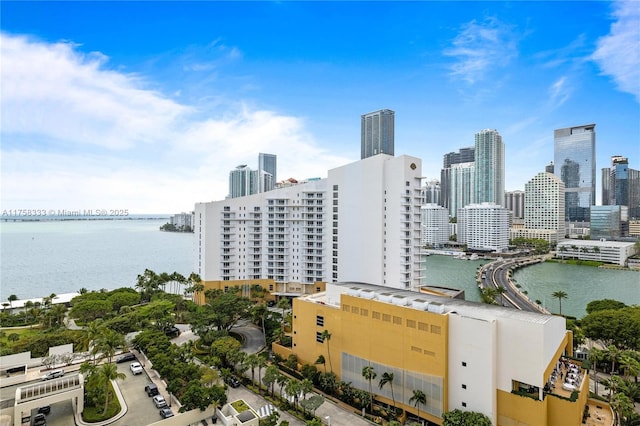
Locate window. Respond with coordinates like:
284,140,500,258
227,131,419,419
316,332,324,343
462,362,467,367
462,384,467,389
316,315,324,326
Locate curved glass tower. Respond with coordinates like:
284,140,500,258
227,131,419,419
554,124,596,222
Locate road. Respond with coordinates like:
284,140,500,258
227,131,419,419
479,256,550,313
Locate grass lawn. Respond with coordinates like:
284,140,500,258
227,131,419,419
82,384,122,423
0,327,43,345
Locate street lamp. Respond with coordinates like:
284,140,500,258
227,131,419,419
325,416,331,426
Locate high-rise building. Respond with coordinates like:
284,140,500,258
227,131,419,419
457,203,510,252
421,204,450,246
474,129,505,206
421,179,441,205
590,205,629,239
545,161,555,174
196,154,424,290
228,165,258,198
361,109,395,159
441,147,474,212
504,190,525,220
524,172,565,244
447,162,475,218
554,124,596,222
258,153,277,193
602,156,640,219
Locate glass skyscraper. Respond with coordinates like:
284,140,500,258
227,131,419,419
474,129,505,206
554,124,596,222
258,152,277,192
602,156,640,219
361,109,394,159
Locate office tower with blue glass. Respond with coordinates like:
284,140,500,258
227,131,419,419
259,153,277,193
602,156,640,219
361,109,394,159
554,124,596,222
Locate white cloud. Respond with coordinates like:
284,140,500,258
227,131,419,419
548,76,571,107
591,0,640,102
444,17,518,85
0,33,349,213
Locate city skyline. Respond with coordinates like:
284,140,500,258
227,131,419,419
1,1,638,214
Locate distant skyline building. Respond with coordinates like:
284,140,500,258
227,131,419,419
421,179,441,205
554,124,596,222
228,165,257,198
258,153,277,193
504,190,525,220
361,109,395,159
524,172,565,244
440,147,475,215
545,161,555,174
457,202,510,252
590,205,628,240
447,162,475,218
602,155,640,219
474,129,505,206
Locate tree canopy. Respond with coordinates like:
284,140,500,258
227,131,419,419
581,306,640,350
443,409,492,426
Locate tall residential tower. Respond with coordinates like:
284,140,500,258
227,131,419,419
474,129,505,206
361,109,395,159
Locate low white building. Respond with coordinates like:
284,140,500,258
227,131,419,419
556,240,637,266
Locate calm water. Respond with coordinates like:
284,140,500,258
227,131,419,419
513,262,639,318
1,219,194,300
2,220,637,318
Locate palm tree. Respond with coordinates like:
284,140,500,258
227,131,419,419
495,286,507,306
285,378,302,412
321,330,333,374
315,355,327,374
98,363,126,416
409,389,426,422
619,351,640,382
276,298,291,338
7,294,18,309
93,328,125,364
589,347,605,395
607,345,622,375
378,372,396,413
251,302,269,346
362,365,377,413
244,353,260,385
551,290,568,315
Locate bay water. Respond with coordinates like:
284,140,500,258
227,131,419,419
1,220,637,319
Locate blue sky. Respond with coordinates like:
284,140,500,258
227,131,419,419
1,1,639,214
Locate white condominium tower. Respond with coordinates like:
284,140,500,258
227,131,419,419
361,109,395,160
457,203,510,252
474,129,505,206
195,154,424,290
524,172,565,244
421,204,450,246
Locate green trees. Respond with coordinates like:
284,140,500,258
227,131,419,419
98,364,126,415
551,290,568,315
321,330,333,374
378,371,396,412
581,306,640,350
362,365,376,412
409,389,426,421
442,409,492,426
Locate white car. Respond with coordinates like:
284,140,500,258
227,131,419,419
153,394,167,408
129,362,143,375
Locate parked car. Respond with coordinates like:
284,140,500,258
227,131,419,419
129,362,143,375
36,406,51,415
41,369,64,381
32,413,46,425
159,408,174,419
225,376,240,388
164,326,181,337
116,353,137,363
145,383,159,397
153,395,167,408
